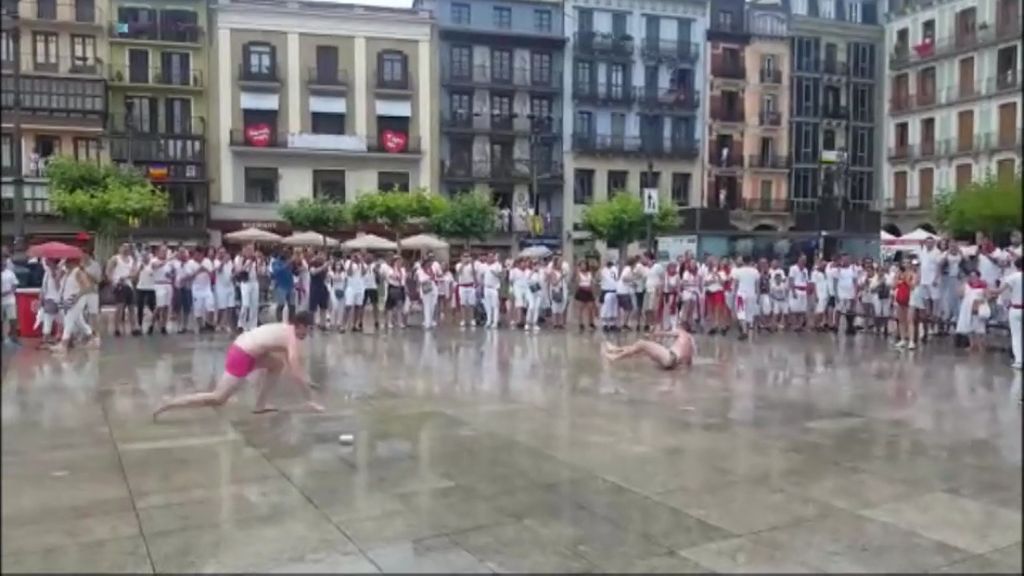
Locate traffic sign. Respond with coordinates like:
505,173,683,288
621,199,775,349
642,188,659,215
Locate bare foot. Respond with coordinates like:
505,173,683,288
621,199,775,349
304,401,325,413
251,406,279,415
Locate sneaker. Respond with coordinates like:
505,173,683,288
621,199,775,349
908,341,917,350
893,340,906,349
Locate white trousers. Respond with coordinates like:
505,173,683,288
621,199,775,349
238,282,260,331
483,287,500,327
600,291,618,321
526,290,541,326
421,291,438,328
61,297,93,343
1009,308,1022,367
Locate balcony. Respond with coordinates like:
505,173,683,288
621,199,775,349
441,111,474,132
821,60,850,77
739,197,791,213
711,60,745,80
758,111,782,127
18,55,103,75
992,70,1021,93
489,159,532,181
996,17,1023,40
636,87,699,111
229,130,421,155
1,75,106,123
747,155,789,170
759,68,782,84
984,131,1023,152
107,115,206,165
108,113,205,135
822,103,849,120
573,133,698,157
572,82,635,106
109,18,202,44
641,138,700,159
573,31,634,58
640,38,699,63
889,22,1018,70
949,136,978,155
885,195,933,212
376,72,412,92
237,64,279,84
710,106,744,124
887,145,911,161
109,65,203,89
709,150,743,170
490,114,515,132
0,178,58,221
17,0,104,26
307,67,348,90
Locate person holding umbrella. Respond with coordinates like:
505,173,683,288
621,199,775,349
21,243,100,353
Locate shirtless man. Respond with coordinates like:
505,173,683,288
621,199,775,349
602,327,696,370
153,311,324,419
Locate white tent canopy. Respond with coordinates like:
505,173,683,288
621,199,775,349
901,227,939,241
342,233,398,251
399,233,449,251
223,227,282,244
880,230,897,241
281,231,339,247
519,245,553,259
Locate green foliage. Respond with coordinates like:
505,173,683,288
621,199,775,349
430,191,497,245
580,192,678,248
349,189,448,235
47,156,169,234
934,171,1023,237
279,198,348,232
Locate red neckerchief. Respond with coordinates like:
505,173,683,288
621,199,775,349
967,278,987,290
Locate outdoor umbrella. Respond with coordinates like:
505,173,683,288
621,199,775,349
27,242,85,260
342,233,398,251
224,227,282,244
398,234,449,252
281,231,340,247
519,245,553,259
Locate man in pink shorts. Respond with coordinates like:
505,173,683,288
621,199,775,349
153,311,324,419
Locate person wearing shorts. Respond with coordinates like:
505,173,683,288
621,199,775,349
170,248,193,333
107,244,138,336
363,255,381,330
81,252,103,334
2,258,18,343
603,327,696,370
455,253,478,329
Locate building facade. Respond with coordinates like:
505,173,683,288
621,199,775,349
208,0,436,233
883,0,1021,234
419,0,565,247
107,0,208,237
565,0,707,257
1,0,109,239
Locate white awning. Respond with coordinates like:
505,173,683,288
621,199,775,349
310,95,347,114
375,98,412,118
240,91,280,111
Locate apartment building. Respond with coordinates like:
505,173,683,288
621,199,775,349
107,0,208,237
565,0,706,255
883,0,1021,234
789,0,885,220
418,0,565,245
208,0,436,233
1,0,109,239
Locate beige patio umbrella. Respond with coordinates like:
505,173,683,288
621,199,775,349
223,227,282,244
281,230,340,247
398,233,449,252
342,233,398,251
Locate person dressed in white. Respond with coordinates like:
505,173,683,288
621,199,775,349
214,247,235,332
481,253,503,329
455,253,478,329
508,259,530,328
417,256,439,329
810,260,830,331
824,259,840,331
525,261,544,331
729,256,760,340
642,254,664,332
787,255,810,331
616,259,636,331
107,245,139,336
381,256,407,329
148,246,174,335
916,237,942,337
345,254,366,332
938,241,963,331
328,259,347,332
185,250,215,333
834,255,859,335
134,251,157,334
767,260,789,331
37,259,63,344
234,245,260,332
990,257,1023,370
50,258,100,354
598,261,619,330
81,251,103,335
547,260,569,329
2,257,18,344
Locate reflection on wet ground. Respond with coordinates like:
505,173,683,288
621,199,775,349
1,330,1021,573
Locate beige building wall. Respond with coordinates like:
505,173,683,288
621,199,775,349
742,37,791,203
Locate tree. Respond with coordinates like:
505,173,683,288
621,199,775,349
580,192,677,248
934,171,1022,239
47,156,168,260
349,189,448,241
279,198,348,242
430,191,497,247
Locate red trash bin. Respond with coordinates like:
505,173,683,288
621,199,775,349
15,288,41,338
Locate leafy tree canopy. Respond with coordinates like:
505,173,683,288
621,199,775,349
580,191,677,248
934,171,1022,238
279,198,348,232
430,191,497,245
349,189,448,235
47,156,168,235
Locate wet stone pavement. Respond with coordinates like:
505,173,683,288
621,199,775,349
1,329,1021,573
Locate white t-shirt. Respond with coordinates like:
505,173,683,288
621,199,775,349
836,266,858,300
769,268,788,299
599,267,618,292
616,266,634,295
632,263,648,292
788,264,809,288
1,269,18,304
812,269,829,300
136,261,155,290
187,259,214,291
456,262,476,285
346,262,366,292
110,255,136,285
214,258,234,290
1004,270,1022,307
825,264,839,296
577,270,592,289
978,250,1004,286
365,262,380,291
171,259,190,289
944,252,962,277
83,260,103,285
483,263,502,289
703,268,723,293
919,247,941,285
730,266,760,299
151,258,173,284
509,267,529,291
645,262,664,292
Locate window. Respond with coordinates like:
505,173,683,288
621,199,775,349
531,52,552,85
846,0,862,23
450,45,472,78
37,0,56,19
530,97,552,122
823,129,836,150
315,45,339,84
165,97,192,134
575,111,593,137
491,49,512,82
716,9,733,30
70,35,96,71
1,134,13,172
125,96,158,133
379,51,407,88
574,169,594,204
450,92,471,116
534,9,552,32
490,94,512,124
311,112,344,134
33,32,58,70
73,138,100,164
760,179,773,201
609,63,626,100
244,42,274,78
575,60,593,92
451,2,470,25
608,170,628,193
671,173,691,206
378,171,410,192
313,170,346,202
819,0,834,19
493,6,511,29
640,171,661,190
244,167,278,203
1,31,12,65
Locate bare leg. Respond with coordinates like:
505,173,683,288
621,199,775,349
603,339,675,367
153,372,244,419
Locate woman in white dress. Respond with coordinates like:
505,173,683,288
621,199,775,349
329,259,347,332
662,261,680,330
548,264,568,329
679,260,701,332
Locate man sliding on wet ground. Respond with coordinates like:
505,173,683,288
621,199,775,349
603,326,697,370
153,311,324,419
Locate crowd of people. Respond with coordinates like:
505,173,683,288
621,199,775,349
1,231,1020,370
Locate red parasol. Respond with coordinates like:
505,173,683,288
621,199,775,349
27,241,85,260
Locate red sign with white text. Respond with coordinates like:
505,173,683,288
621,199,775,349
381,130,408,153
245,124,272,147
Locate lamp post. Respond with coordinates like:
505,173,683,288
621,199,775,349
645,159,655,252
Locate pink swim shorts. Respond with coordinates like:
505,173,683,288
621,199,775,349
224,344,257,378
